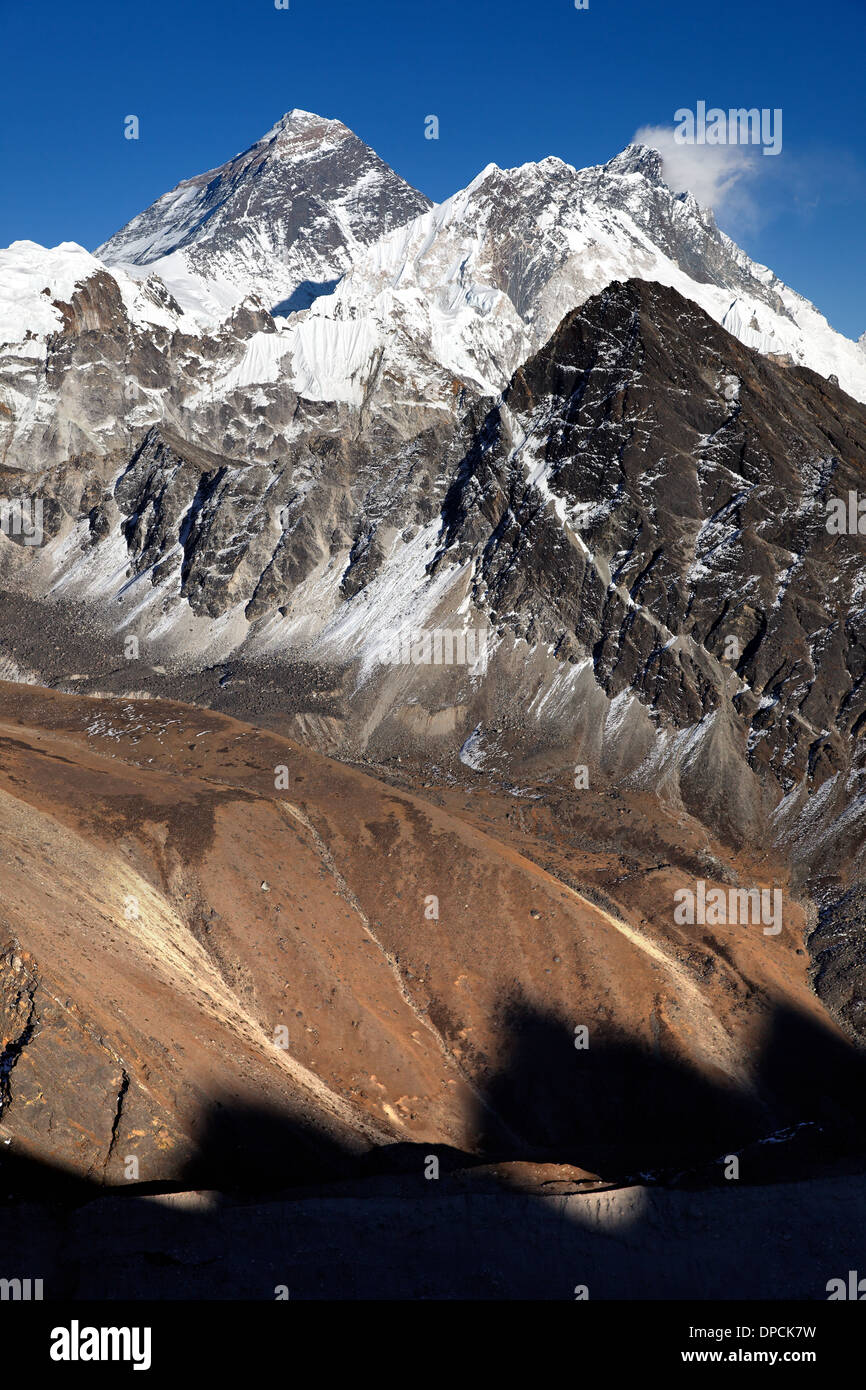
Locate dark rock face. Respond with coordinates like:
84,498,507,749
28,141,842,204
434,279,866,796
808,886,866,1043
112,406,457,621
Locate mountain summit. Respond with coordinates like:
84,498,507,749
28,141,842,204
96,110,432,318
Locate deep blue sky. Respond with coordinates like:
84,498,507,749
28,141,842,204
2,0,864,336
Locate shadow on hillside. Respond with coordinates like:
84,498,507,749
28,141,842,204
271,278,340,317
476,996,866,1182
1,995,866,1298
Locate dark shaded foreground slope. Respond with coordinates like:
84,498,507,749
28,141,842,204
2,1007,865,1300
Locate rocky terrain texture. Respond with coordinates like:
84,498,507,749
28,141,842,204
2,265,866,1041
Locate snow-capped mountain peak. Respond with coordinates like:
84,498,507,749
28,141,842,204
258,107,346,142
603,142,666,182
4,121,865,458
86,118,866,404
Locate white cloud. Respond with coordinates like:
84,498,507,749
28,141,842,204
633,124,764,225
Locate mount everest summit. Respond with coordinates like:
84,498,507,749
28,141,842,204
95,110,433,322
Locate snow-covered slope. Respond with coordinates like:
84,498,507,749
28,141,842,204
96,110,432,322
289,144,866,407
0,240,203,465
0,239,194,342
0,238,291,468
